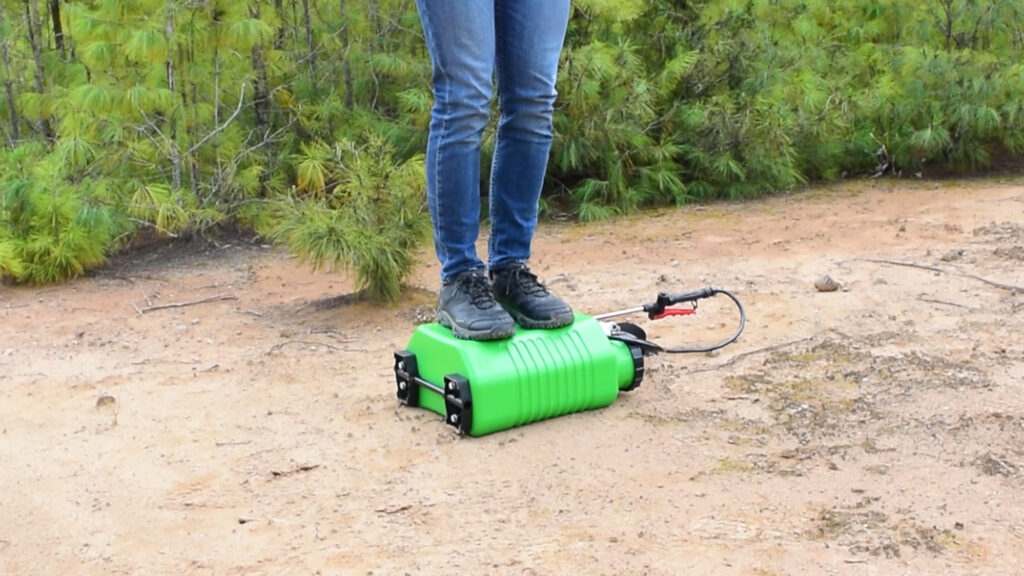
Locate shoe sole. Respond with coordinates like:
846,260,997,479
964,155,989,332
437,309,516,341
506,309,575,330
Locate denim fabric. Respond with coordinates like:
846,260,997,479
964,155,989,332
414,0,570,280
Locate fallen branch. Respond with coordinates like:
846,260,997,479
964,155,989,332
917,295,972,309
215,440,252,447
138,293,238,314
961,272,1024,293
270,463,320,479
860,258,945,274
265,339,366,355
690,336,816,374
375,504,413,515
859,258,1024,293
828,328,853,340
132,358,200,365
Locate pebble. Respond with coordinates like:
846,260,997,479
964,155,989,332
815,275,841,292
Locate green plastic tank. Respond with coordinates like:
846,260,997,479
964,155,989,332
394,313,643,436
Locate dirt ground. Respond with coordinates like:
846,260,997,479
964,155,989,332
1,177,1023,575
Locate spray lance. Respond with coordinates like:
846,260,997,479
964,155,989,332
597,287,746,355
394,286,746,436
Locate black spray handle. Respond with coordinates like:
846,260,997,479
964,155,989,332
643,288,717,319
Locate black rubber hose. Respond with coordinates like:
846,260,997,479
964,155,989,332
608,288,746,355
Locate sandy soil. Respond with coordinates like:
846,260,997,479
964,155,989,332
1,178,1023,575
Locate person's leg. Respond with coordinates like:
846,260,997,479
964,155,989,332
415,0,515,340
487,0,574,329
415,0,495,280
487,0,571,270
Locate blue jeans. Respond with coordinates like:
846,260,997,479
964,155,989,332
414,0,571,280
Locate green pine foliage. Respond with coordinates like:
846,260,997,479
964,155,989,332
1,0,1023,292
266,135,429,302
0,141,128,283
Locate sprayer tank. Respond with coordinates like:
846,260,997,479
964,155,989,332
395,313,642,436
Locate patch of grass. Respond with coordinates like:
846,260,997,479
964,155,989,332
973,452,1021,478
811,500,959,558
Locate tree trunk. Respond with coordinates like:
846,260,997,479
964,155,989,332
290,0,299,51
23,0,53,139
250,2,272,192
189,79,200,198
49,0,64,58
301,0,316,79
212,31,222,178
937,0,955,53
165,0,182,191
367,0,380,109
273,0,286,50
251,2,271,134
339,0,353,109
0,2,21,145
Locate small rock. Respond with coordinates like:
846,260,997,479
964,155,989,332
814,275,841,292
413,304,436,324
940,249,964,262
95,395,118,410
95,395,119,426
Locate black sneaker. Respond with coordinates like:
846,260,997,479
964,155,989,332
437,269,516,341
491,264,574,330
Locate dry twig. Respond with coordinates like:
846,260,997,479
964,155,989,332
132,358,200,365
137,293,239,314
375,504,413,515
860,258,1024,293
266,340,351,355
690,336,816,374
216,440,252,447
917,295,972,309
270,463,320,478
859,258,945,274
960,272,1024,293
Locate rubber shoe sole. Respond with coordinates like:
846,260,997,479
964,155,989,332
505,309,574,330
437,309,516,341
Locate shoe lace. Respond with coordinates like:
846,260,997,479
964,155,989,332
458,271,500,309
507,267,549,297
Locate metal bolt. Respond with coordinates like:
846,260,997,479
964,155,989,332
398,361,405,371
449,414,460,424
398,381,407,391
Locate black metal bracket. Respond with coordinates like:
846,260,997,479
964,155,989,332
394,350,474,435
395,350,426,407
443,374,473,435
